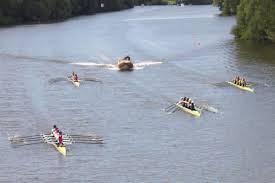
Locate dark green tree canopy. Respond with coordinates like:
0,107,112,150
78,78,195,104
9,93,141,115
0,0,134,25
213,0,240,15
233,0,275,43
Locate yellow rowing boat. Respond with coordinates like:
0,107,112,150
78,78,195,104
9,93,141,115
227,81,254,92
52,143,66,156
175,103,201,117
68,77,80,87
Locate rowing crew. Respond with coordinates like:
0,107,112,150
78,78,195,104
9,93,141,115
178,97,195,110
71,72,78,81
51,125,63,147
233,76,247,87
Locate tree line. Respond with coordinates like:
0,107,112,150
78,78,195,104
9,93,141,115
0,0,135,25
213,0,275,43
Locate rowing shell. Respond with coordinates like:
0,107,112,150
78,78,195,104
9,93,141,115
68,77,80,87
42,134,67,156
52,143,66,156
175,103,201,117
227,81,254,92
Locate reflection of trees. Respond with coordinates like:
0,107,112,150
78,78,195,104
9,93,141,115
236,40,275,64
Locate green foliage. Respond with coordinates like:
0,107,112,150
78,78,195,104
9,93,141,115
22,0,54,21
213,0,240,15
54,0,72,19
0,0,134,25
233,0,275,42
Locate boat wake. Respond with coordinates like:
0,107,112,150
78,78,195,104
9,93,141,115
134,61,163,70
48,77,67,84
70,61,163,70
212,82,230,87
197,103,218,113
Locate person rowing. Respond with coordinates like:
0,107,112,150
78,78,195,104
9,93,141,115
51,127,63,147
58,131,63,147
233,76,247,87
74,74,78,81
179,97,196,111
51,125,58,134
71,72,78,81
123,55,131,61
241,78,247,87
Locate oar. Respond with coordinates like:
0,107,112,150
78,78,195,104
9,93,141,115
68,134,99,137
72,141,104,144
165,104,176,110
10,134,41,139
72,138,103,142
10,137,42,142
10,136,42,140
69,135,102,139
170,106,180,113
81,78,103,83
165,104,178,112
11,141,44,146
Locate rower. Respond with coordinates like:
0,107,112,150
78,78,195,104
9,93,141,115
178,98,184,106
71,72,75,80
74,74,78,81
179,97,186,107
191,102,195,110
124,56,131,61
51,125,58,134
234,76,240,84
58,131,63,147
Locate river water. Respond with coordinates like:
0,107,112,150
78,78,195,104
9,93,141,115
0,5,275,183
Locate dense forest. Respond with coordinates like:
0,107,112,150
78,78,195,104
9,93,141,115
0,0,135,25
234,0,275,43
213,0,275,43
213,0,239,15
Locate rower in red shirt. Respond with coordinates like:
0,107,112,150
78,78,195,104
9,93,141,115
51,125,63,146
58,131,63,147
71,72,78,81
74,74,78,81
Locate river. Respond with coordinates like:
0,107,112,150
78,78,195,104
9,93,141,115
0,5,275,183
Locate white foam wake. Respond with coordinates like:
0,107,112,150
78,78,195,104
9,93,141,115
70,62,114,68
70,61,163,70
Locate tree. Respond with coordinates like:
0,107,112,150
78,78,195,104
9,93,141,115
0,0,133,25
233,0,275,42
22,0,54,21
213,0,240,15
